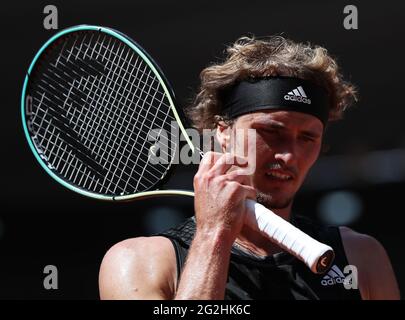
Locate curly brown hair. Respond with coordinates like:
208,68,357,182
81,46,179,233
186,35,357,132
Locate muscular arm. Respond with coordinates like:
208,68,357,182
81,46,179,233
99,152,254,300
174,228,233,300
340,227,400,300
173,152,255,299
99,233,234,300
99,236,177,300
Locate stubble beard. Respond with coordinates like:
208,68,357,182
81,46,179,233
256,191,294,210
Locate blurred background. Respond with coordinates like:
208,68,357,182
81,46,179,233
1,0,404,299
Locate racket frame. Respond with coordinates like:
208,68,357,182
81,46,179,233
21,25,195,201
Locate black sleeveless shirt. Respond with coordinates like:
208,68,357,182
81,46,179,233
156,215,362,300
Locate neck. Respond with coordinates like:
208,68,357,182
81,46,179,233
235,204,293,257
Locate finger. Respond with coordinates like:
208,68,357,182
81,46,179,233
225,180,256,201
210,153,248,176
197,151,222,175
222,169,253,185
242,185,257,201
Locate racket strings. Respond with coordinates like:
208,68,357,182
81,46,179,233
27,30,179,195
40,39,178,158
36,48,176,173
31,108,163,190
34,127,143,192
33,73,172,191
71,34,179,159
75,37,156,192
69,35,176,121
61,40,179,135
77,34,178,193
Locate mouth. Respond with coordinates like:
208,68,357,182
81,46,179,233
265,170,294,181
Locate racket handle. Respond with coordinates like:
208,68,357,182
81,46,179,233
245,199,334,274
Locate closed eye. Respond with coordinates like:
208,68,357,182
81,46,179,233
299,134,317,142
261,128,281,136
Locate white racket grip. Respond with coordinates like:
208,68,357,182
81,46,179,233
245,199,335,274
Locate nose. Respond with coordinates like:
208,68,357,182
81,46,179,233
274,151,296,166
265,133,299,169
273,141,297,167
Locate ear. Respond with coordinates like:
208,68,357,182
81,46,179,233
216,121,232,152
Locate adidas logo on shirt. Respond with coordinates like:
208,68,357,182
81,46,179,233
321,265,346,286
284,86,312,104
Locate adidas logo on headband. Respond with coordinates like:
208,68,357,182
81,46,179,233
222,77,328,126
284,86,312,105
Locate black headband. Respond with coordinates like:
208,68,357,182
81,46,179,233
221,77,330,126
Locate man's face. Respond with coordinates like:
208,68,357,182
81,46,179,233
227,110,323,209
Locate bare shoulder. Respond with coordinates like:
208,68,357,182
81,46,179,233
340,226,400,300
98,236,177,300
340,226,384,253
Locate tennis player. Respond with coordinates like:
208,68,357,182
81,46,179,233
99,36,400,300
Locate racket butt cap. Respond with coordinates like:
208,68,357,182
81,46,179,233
314,249,335,274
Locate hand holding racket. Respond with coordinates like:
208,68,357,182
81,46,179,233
193,151,257,238
21,25,334,274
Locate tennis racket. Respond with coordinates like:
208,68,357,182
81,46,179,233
21,25,334,274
